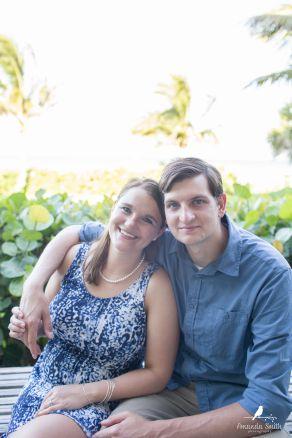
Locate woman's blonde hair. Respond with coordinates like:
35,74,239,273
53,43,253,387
84,178,165,285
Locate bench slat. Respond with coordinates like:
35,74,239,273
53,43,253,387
0,367,32,374
0,388,23,396
0,380,29,388
0,373,31,381
0,397,18,405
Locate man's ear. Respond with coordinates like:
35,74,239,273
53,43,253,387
217,193,227,218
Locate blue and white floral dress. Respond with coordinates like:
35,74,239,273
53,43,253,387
6,243,158,437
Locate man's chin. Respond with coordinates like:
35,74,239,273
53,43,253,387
174,233,204,246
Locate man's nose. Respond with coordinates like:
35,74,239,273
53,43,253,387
179,207,195,223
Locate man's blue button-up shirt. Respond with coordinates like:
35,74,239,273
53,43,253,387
80,215,292,427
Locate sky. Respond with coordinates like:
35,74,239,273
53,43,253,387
0,0,291,189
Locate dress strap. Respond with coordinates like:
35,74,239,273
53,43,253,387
62,243,91,281
136,262,160,299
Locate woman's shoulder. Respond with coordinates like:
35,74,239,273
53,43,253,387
152,264,171,278
144,264,175,312
146,264,172,290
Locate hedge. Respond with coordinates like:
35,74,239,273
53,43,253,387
0,184,291,366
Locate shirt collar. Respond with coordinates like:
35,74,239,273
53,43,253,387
168,214,242,277
212,214,242,276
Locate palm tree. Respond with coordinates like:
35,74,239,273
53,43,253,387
0,35,52,128
132,75,216,148
247,5,292,161
267,102,292,160
247,4,292,86
0,35,52,188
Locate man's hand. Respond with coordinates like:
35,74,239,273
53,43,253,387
9,307,27,345
94,412,156,438
19,281,53,359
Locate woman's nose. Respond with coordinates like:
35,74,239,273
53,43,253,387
125,215,138,227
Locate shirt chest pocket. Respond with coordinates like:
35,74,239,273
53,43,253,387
183,307,250,371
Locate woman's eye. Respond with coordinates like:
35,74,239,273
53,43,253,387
121,206,131,214
143,217,153,225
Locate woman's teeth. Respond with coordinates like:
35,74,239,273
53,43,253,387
119,229,136,239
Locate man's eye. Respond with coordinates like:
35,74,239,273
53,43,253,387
166,203,178,209
193,199,205,205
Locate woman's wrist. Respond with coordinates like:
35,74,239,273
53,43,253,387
23,276,45,292
84,380,108,404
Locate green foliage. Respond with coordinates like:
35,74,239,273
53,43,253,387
0,190,113,366
0,182,291,366
227,183,292,263
2,167,160,200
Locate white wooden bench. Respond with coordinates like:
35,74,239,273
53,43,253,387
0,367,32,434
0,367,291,434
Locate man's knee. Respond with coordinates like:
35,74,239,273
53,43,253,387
111,395,166,420
110,386,198,421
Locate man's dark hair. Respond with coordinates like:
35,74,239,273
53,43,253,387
159,157,223,197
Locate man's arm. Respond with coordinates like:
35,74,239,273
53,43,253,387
96,266,292,438
95,403,269,438
19,225,81,358
238,267,292,428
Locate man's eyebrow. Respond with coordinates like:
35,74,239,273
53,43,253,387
164,194,209,203
190,195,209,200
164,197,177,204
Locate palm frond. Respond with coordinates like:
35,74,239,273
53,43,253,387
0,35,24,89
247,6,292,46
246,68,292,87
0,35,53,128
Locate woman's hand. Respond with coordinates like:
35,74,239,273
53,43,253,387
36,384,90,416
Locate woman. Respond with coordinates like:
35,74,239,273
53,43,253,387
7,178,179,438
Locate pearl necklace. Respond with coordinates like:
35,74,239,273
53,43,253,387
99,253,145,284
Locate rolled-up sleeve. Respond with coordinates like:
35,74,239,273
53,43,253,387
239,267,292,427
79,221,104,242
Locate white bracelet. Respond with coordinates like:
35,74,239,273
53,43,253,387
98,379,116,404
99,380,110,404
107,379,115,402
82,383,92,405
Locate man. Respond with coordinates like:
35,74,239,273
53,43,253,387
14,158,291,437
